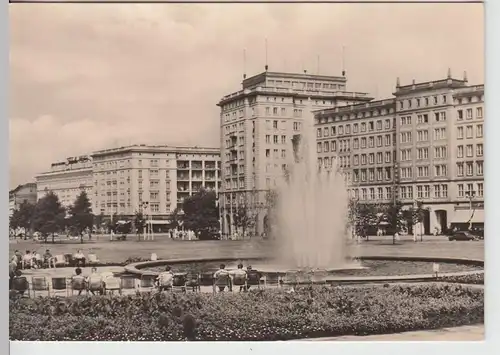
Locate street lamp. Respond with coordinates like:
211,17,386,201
465,190,476,230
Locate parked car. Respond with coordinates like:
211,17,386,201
448,231,479,241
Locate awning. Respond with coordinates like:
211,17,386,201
146,220,172,225
451,209,485,224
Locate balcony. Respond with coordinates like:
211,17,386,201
205,162,216,170
192,183,203,191
192,161,203,170
191,173,203,180
177,161,189,169
177,173,190,181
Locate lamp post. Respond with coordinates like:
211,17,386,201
465,190,476,230
141,201,149,241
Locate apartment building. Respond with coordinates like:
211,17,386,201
451,84,484,229
315,99,397,205
9,182,37,217
35,156,93,208
314,70,484,234
91,145,220,229
218,70,373,236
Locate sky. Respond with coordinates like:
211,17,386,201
9,2,484,188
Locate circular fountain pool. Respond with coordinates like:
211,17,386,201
124,256,483,284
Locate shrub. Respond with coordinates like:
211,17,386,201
9,284,483,341
438,273,484,285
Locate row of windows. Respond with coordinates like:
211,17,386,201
267,79,345,91
457,107,483,120
457,161,484,176
398,95,448,110
352,151,393,165
457,124,483,139
400,146,448,161
457,144,484,158
398,165,448,179
400,112,447,125
317,139,352,153
317,119,393,138
353,168,393,182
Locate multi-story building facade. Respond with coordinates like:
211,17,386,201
315,99,397,206
91,145,220,230
35,156,93,208
218,70,373,237
315,70,484,233
9,182,37,217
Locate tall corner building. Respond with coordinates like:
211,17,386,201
218,70,373,237
315,70,484,234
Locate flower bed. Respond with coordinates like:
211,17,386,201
9,284,483,341
437,273,484,285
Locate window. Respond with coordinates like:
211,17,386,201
293,122,300,131
361,138,367,149
400,132,412,143
476,144,483,157
385,167,392,180
369,153,375,164
417,114,429,124
376,121,382,130
476,124,483,138
377,168,383,181
434,185,441,198
339,126,344,135
457,127,464,139
346,124,351,134
458,184,464,198
477,183,483,197
385,134,391,146
369,169,375,181
317,128,322,138
273,135,279,144
369,188,375,200
331,126,336,135
361,170,367,182
434,128,446,140
369,122,374,131
323,127,329,137
316,143,322,153
353,138,359,149
465,144,473,157
281,149,286,158
281,107,286,116
273,107,278,116
361,188,367,200
476,107,483,119
435,112,446,122
353,155,359,165
434,165,447,177
265,149,270,158
400,116,412,125
466,108,473,119
434,146,447,159
417,148,429,160
417,186,423,198
400,167,412,178
281,135,286,144
417,130,429,142
273,120,278,129
476,161,483,176
361,123,366,132
400,149,412,161
457,145,464,158
265,135,271,143
385,152,391,163
377,136,383,147
265,107,270,115
368,137,374,148
353,124,359,133
361,154,367,165
457,110,463,120
417,166,429,177
456,162,464,176
466,125,473,138
332,141,337,151
466,162,473,176
377,152,383,163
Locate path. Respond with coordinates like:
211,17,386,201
297,324,484,341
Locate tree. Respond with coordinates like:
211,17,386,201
182,188,219,238
32,192,66,243
348,200,379,240
94,212,105,232
134,210,146,237
170,207,183,229
410,201,427,241
10,201,35,232
264,190,279,237
233,204,256,238
68,191,94,243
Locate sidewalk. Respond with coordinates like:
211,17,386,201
296,324,484,341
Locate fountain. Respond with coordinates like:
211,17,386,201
269,98,357,271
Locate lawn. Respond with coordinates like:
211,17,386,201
9,235,484,265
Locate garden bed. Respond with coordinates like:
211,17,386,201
9,284,483,341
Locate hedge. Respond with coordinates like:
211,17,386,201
9,284,483,341
437,273,484,285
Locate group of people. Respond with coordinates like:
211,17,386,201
71,267,110,295
154,263,262,293
10,249,54,270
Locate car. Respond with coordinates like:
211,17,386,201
448,231,479,241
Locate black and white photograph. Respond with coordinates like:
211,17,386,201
8,0,486,343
